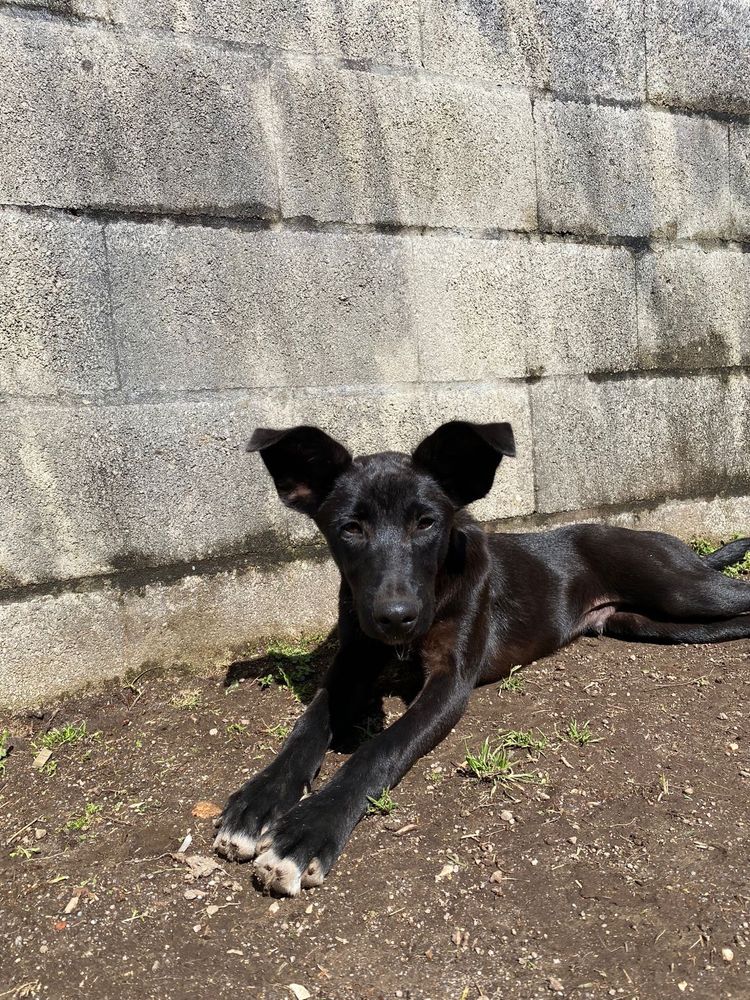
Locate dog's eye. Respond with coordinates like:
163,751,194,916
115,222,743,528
341,521,364,537
416,516,435,531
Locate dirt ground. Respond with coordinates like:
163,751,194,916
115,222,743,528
1,632,749,1000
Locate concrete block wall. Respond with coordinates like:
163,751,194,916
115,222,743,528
1,0,750,706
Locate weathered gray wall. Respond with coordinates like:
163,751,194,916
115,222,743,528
2,0,750,706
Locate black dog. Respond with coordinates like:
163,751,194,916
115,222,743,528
213,421,750,894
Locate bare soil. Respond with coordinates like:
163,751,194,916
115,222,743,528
1,635,749,1000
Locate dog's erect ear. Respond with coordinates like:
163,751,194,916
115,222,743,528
247,426,352,516
412,420,515,507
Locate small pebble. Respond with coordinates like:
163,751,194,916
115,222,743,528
722,947,734,963
500,810,515,824
208,728,219,737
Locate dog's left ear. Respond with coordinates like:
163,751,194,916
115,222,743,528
247,425,352,516
412,420,515,507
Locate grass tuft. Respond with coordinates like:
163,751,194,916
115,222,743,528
498,728,548,753
35,722,97,751
66,802,102,832
170,689,201,711
690,535,750,577
563,719,602,746
498,665,524,693
367,788,398,815
263,634,329,702
263,723,290,741
463,738,546,788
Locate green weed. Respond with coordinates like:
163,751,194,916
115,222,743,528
690,535,750,577
463,738,546,787
35,722,96,751
499,665,524,693
10,845,40,860
263,723,290,741
563,719,602,746
265,634,328,702
366,788,397,815
65,802,102,832
498,729,548,753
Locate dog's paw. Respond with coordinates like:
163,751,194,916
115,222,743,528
213,768,307,863
253,847,326,897
213,822,269,862
251,797,344,896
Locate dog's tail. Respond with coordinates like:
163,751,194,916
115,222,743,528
703,537,750,571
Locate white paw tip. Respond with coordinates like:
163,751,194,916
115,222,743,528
213,829,258,861
254,848,303,897
301,857,325,889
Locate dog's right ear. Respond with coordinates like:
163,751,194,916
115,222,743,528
247,425,352,516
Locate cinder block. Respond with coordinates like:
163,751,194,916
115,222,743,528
105,0,421,66
532,373,750,513
123,557,340,669
0,211,116,397
412,239,528,381
637,248,750,370
0,557,341,708
730,123,750,238
0,18,278,215
106,224,419,391
0,587,128,709
523,241,638,376
412,237,637,381
423,0,645,102
0,398,288,589
275,63,536,230
646,0,750,114
536,101,731,239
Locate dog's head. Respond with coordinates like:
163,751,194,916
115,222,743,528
248,421,515,645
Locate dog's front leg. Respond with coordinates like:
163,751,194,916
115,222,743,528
214,638,384,862
253,663,473,895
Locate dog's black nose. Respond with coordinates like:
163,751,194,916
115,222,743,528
374,599,419,634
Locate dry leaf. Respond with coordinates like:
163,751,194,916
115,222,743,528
192,801,222,820
171,853,223,880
